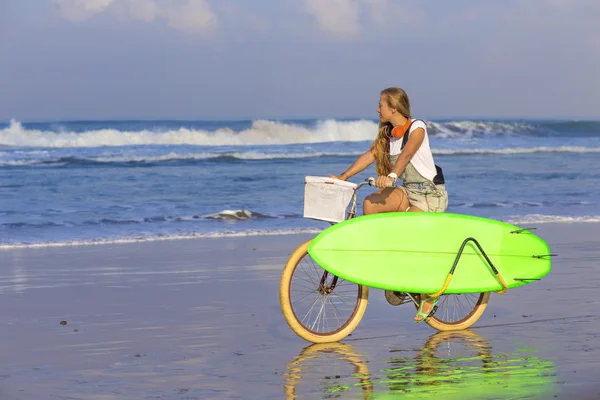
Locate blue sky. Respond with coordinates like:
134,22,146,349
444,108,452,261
1,0,599,121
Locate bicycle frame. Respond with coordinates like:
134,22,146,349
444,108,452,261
346,181,372,221
321,180,373,293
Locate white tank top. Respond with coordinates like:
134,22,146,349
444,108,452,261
389,120,437,182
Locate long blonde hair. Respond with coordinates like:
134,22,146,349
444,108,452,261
371,87,411,175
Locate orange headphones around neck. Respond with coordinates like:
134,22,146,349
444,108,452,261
386,118,412,139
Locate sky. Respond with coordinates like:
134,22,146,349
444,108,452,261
0,0,599,121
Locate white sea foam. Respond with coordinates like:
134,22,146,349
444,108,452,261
0,209,289,228
435,146,600,155
203,209,266,220
0,228,322,250
89,151,362,163
462,201,545,209
0,119,378,148
2,146,599,166
0,151,364,166
4,118,587,148
504,214,600,224
428,121,532,138
3,214,600,249
0,159,60,166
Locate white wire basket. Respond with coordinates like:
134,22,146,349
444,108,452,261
303,176,358,223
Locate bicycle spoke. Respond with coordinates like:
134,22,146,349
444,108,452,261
286,243,363,337
431,293,485,325
326,295,345,329
329,290,355,306
313,296,328,332
300,296,324,329
291,288,320,306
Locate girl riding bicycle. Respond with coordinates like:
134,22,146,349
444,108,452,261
330,87,448,322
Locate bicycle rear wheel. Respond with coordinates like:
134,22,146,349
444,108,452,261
421,292,490,331
280,239,369,343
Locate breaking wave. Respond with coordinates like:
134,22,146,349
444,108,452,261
2,118,600,148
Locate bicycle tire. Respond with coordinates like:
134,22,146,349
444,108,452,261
420,292,490,331
280,239,369,343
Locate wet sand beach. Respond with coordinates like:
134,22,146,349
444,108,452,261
1,223,599,399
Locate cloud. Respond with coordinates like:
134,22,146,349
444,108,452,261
359,0,418,25
55,0,118,21
304,0,361,38
220,4,269,37
126,0,158,22
161,1,217,33
303,0,426,39
54,0,217,33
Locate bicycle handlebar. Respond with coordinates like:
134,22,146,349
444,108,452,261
356,177,395,189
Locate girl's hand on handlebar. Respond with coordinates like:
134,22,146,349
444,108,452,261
375,175,395,188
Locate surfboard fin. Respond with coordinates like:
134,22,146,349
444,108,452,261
510,228,537,234
532,254,558,259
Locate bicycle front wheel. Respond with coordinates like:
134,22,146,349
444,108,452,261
280,239,369,343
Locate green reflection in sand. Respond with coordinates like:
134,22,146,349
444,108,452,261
283,330,557,400
373,330,556,399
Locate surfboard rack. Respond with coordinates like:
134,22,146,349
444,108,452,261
430,237,508,298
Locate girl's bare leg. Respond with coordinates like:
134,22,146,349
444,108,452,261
364,187,412,307
407,203,432,320
363,187,410,215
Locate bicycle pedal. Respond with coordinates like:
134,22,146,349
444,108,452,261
385,290,406,306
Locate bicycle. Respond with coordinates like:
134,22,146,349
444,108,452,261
280,177,490,344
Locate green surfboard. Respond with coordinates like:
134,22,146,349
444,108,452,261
307,213,552,294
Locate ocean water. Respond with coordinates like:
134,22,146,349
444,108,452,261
1,118,599,248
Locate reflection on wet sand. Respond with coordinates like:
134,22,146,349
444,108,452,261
283,342,374,399
283,330,557,399
283,342,373,400
379,330,557,399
